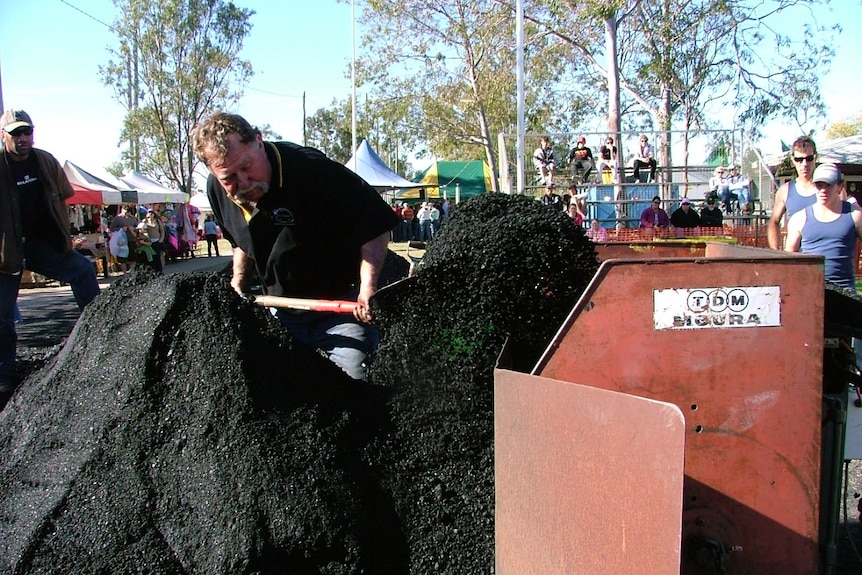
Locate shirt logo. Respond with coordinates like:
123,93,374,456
16,175,37,186
270,207,295,226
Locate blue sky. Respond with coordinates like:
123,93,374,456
1,0,860,180
0,0,354,178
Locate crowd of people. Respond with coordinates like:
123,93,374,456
388,196,452,243
104,204,191,274
633,194,734,235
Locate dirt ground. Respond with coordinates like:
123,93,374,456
1,196,861,574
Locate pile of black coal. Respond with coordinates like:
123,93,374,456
366,193,599,573
0,193,598,574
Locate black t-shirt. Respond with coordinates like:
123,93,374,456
8,154,55,241
208,141,400,299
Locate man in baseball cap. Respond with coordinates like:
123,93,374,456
0,109,101,410
567,134,594,183
0,110,33,134
811,162,842,186
785,163,862,291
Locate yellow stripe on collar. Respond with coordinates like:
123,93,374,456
265,141,283,188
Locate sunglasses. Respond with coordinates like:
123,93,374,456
792,154,815,163
7,127,33,137
707,200,715,204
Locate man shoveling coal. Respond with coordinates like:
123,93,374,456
192,112,399,381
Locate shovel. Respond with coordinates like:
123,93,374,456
251,276,419,315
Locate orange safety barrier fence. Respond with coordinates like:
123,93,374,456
600,224,862,276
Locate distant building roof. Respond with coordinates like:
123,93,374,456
764,134,862,176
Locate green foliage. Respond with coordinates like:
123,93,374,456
323,0,834,187
351,0,523,177
101,0,254,193
826,113,862,140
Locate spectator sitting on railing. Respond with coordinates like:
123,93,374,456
725,165,751,214
708,166,728,202
566,135,594,183
632,135,657,183
670,197,701,232
699,195,724,228
596,136,618,183
533,136,556,186
640,196,670,228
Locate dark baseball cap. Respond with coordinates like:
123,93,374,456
0,110,33,133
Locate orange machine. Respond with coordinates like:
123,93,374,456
496,242,847,574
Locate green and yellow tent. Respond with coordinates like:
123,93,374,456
398,160,493,201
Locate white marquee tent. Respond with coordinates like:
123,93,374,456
120,170,189,204
345,140,424,192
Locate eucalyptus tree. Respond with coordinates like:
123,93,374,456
351,0,546,192
518,0,833,171
825,113,862,140
305,94,418,172
305,98,361,163
101,0,254,193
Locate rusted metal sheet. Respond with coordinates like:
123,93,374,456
495,369,685,575
534,244,824,575
594,240,707,262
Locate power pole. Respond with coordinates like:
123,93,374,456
0,53,5,113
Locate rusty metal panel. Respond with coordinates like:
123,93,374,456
495,369,685,575
595,240,707,262
535,250,824,575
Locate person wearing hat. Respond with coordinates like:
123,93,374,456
566,135,594,183
699,194,724,228
540,184,564,211
784,163,862,291
768,135,818,249
0,109,101,408
670,197,701,234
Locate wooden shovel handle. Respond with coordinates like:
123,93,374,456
253,295,358,314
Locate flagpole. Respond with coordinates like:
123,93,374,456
515,0,525,195
351,0,357,154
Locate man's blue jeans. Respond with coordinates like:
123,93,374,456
273,288,379,381
419,220,432,241
0,238,100,382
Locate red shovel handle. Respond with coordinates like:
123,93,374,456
253,295,358,314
